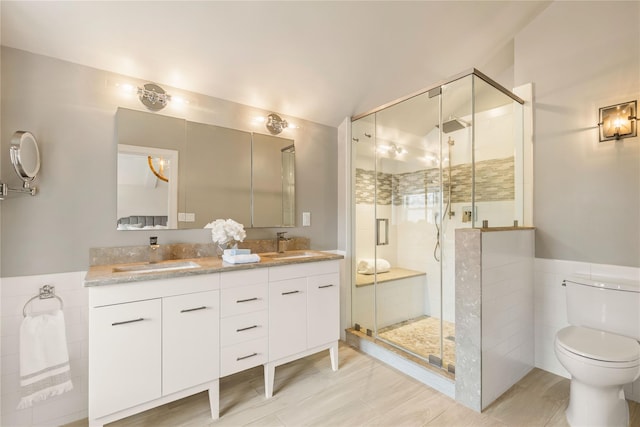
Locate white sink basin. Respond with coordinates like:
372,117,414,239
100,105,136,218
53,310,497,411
113,261,201,274
262,251,318,260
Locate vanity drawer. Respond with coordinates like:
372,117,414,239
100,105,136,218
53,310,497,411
220,337,268,377
221,310,268,347
220,268,268,289
220,283,268,317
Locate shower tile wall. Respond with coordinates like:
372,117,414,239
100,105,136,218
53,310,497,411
355,157,516,323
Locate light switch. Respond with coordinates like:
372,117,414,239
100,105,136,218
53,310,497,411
302,212,311,226
185,213,195,222
178,212,186,222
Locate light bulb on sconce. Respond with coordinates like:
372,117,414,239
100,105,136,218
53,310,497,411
598,100,637,142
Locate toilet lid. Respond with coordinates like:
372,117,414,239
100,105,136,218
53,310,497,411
557,326,640,362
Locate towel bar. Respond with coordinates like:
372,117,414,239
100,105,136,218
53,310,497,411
22,285,64,317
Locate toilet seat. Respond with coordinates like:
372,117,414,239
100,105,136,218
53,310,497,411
556,326,640,367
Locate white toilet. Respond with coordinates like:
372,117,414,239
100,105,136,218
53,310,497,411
555,275,640,427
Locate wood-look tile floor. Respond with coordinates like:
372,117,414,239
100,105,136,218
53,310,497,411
66,342,640,427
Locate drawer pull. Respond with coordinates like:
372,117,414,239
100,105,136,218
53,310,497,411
180,306,207,313
236,297,258,303
237,325,258,332
282,290,300,295
237,352,258,361
112,318,144,326
318,284,334,289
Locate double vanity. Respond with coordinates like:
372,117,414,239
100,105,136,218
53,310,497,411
84,249,342,427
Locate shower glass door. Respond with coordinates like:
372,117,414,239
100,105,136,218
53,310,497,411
352,90,451,370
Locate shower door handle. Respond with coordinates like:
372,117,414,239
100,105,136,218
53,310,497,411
376,218,389,246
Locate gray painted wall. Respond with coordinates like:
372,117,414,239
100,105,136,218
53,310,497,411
514,1,640,267
0,47,338,277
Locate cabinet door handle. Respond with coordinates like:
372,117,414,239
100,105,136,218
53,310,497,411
180,306,207,313
236,325,258,332
236,352,258,361
318,284,334,289
282,290,300,295
236,297,258,303
112,318,145,326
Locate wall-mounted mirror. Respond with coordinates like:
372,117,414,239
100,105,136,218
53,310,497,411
117,144,178,230
10,131,41,187
115,108,295,230
252,133,295,227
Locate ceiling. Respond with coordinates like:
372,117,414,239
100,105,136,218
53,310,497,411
0,1,550,128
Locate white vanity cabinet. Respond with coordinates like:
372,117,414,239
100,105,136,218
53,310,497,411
163,290,219,395
219,268,269,377
88,275,220,427
86,254,342,425
265,260,340,397
90,299,162,419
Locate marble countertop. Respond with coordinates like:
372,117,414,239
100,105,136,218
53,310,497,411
84,250,343,287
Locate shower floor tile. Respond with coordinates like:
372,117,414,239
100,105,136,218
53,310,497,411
378,315,456,370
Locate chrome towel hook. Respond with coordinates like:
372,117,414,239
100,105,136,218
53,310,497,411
23,285,64,317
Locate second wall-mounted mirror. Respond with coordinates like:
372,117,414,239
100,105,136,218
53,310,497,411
116,108,295,230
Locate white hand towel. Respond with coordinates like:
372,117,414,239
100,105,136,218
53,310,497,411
18,309,73,409
223,248,251,256
357,258,391,275
222,253,261,264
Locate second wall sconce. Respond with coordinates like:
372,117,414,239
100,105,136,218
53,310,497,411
598,100,637,142
266,113,288,135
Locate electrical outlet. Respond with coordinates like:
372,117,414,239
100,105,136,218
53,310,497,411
302,212,311,226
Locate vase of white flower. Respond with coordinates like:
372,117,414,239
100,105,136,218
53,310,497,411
204,219,247,258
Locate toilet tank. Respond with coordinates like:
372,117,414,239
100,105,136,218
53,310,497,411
564,275,640,341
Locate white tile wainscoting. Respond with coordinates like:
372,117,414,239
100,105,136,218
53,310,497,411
1,271,88,427
533,258,640,403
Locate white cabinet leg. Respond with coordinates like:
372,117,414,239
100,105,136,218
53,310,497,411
329,341,339,371
208,380,220,420
264,362,275,398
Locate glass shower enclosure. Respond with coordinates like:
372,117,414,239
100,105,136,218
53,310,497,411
350,69,524,376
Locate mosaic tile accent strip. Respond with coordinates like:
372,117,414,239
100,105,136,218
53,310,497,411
355,169,393,205
355,157,514,205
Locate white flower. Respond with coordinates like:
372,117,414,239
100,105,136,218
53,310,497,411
204,218,246,245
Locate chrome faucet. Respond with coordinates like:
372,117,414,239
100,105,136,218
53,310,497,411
276,232,290,253
149,236,161,263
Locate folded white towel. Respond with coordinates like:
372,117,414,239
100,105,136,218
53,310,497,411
18,310,73,409
223,248,251,256
222,253,261,264
357,258,391,275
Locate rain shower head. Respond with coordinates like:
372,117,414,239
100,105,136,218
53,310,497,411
441,117,469,134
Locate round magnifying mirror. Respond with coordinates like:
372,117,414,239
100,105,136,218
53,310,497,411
10,131,41,185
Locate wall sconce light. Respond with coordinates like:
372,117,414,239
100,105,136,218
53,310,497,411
265,113,288,135
598,100,637,142
138,83,171,111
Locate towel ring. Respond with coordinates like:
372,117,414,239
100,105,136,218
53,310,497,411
23,285,64,317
